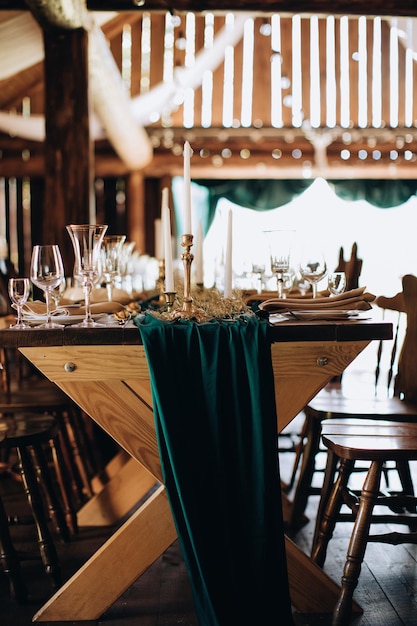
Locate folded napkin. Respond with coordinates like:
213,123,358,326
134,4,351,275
244,288,313,304
62,286,134,306
22,301,125,317
259,286,375,313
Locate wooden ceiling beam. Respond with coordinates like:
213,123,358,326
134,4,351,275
1,1,417,16
87,1,417,18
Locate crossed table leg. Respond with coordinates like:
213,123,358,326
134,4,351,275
19,341,367,621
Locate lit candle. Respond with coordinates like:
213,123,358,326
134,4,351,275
195,220,204,285
163,205,174,292
224,209,233,298
183,141,192,234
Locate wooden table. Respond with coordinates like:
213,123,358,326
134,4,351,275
0,316,392,621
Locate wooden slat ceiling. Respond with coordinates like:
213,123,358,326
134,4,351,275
1,7,417,178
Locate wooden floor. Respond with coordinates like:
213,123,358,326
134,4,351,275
2,355,417,625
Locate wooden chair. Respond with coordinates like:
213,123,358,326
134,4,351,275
0,414,70,599
0,342,96,511
311,419,417,626
286,274,417,530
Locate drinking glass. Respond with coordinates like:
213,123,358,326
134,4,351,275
328,271,346,296
101,235,126,302
51,277,67,308
30,244,65,328
8,277,31,329
281,269,295,299
264,229,295,298
66,224,108,327
299,249,327,299
251,262,265,295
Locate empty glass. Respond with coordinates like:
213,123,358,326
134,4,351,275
30,245,65,328
328,271,347,296
264,229,295,298
8,277,31,328
299,248,327,299
101,235,126,302
66,224,108,327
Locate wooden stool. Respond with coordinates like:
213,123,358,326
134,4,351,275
311,419,417,626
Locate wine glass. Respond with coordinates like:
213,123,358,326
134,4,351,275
328,271,346,296
66,224,108,327
251,262,265,295
30,245,65,328
281,268,295,299
51,277,67,308
264,229,295,298
299,249,327,299
101,235,126,302
8,278,31,329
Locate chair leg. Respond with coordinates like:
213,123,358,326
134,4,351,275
16,445,62,588
312,457,355,567
289,413,322,529
311,448,339,554
282,412,310,493
48,435,78,536
0,493,28,603
31,443,72,542
333,460,384,626
57,410,93,503
395,460,417,515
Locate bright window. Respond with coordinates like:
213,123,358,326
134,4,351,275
198,177,417,299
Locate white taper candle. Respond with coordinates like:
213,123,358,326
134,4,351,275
163,205,174,292
183,141,192,234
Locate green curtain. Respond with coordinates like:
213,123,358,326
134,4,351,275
136,313,293,626
329,179,417,208
172,178,417,237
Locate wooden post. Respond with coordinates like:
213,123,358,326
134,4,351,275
42,27,93,277
126,171,145,254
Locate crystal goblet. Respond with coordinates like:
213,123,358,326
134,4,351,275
30,245,65,328
66,224,108,327
8,277,31,329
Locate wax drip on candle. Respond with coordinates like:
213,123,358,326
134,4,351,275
183,141,192,234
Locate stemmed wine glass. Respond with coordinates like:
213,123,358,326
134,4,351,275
264,229,295,298
328,271,346,296
251,262,265,295
66,224,108,327
101,235,126,302
299,248,327,299
30,245,65,328
8,278,31,329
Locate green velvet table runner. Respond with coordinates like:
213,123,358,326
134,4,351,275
135,313,293,626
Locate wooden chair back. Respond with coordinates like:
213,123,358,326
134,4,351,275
393,274,417,402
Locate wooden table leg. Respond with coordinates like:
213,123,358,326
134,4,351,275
77,456,158,527
33,485,177,622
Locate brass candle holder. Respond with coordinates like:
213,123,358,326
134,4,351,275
157,258,165,304
172,234,207,321
164,291,177,314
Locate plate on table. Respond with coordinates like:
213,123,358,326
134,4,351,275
286,309,361,321
22,314,106,326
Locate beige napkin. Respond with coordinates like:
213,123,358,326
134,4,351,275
258,287,375,313
62,287,134,305
22,301,125,317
